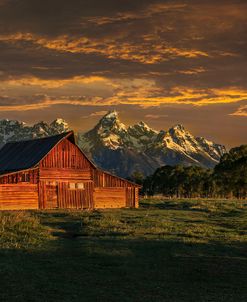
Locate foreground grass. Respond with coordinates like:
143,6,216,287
0,199,246,301
0,211,52,249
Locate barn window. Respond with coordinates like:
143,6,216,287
76,183,84,190
21,173,30,182
69,182,76,189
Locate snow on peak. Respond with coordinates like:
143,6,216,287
98,110,126,132
0,117,70,147
170,124,186,132
0,119,25,126
51,118,69,127
78,111,225,167
50,118,69,132
103,110,118,120
52,118,68,125
128,121,158,142
136,121,158,133
138,121,149,127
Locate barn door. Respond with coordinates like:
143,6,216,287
46,184,58,208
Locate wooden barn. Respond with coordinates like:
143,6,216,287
0,131,140,210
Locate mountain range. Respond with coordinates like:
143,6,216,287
78,111,226,177
0,111,226,177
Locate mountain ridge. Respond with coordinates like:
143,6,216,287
0,111,226,177
78,111,226,176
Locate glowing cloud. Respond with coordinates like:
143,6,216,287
230,105,247,117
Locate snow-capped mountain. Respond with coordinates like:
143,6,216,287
0,111,226,177
0,118,69,146
78,111,226,177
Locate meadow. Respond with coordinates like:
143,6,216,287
0,199,246,302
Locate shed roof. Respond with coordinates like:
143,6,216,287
0,131,74,174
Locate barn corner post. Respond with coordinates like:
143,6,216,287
135,187,139,208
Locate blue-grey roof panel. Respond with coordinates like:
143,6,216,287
0,132,73,174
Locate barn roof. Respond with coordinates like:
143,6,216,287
0,131,74,174
0,131,140,187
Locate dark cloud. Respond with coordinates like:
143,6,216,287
0,0,246,146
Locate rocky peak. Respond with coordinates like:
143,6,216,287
134,121,157,132
32,121,50,135
0,119,25,127
96,110,127,134
169,124,187,135
50,118,69,132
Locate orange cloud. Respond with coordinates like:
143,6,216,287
85,3,187,25
1,73,247,111
109,85,247,107
230,105,247,117
178,67,207,75
0,32,209,64
3,75,112,88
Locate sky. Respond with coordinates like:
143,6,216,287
0,0,246,148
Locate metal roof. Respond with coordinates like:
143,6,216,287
0,131,74,174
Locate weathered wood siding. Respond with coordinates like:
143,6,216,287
39,138,94,209
0,184,38,210
40,138,91,169
0,169,38,184
39,181,94,209
94,187,126,208
93,169,139,208
93,169,136,188
39,168,92,181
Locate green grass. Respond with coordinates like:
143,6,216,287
0,199,246,302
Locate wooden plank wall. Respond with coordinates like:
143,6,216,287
40,138,92,169
39,138,95,209
57,181,94,209
0,184,38,210
94,187,126,208
39,168,92,181
93,169,136,188
39,181,94,209
0,169,38,184
93,169,139,208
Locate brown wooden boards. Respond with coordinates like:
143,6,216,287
94,187,126,208
46,184,58,209
39,168,92,181
40,138,91,169
0,184,38,210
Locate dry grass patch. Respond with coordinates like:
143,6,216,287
0,211,52,249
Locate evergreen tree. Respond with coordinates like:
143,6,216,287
142,145,247,199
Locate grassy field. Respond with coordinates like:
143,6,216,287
0,199,246,302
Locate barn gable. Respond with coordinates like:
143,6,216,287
40,134,93,170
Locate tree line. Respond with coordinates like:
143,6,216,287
130,145,247,199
